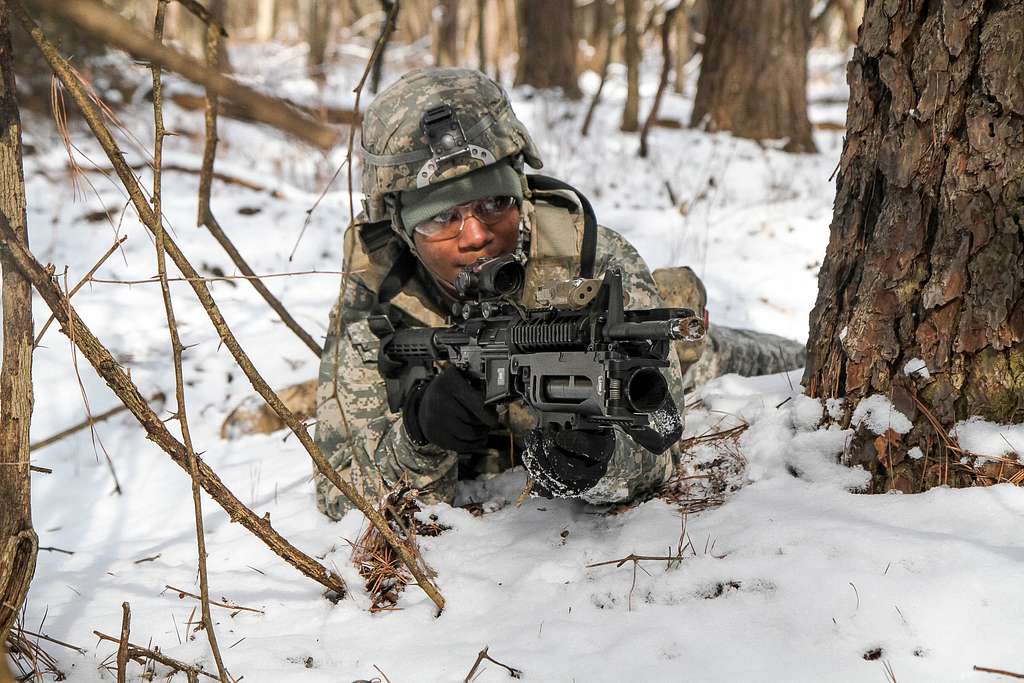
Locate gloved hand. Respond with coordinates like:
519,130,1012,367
403,365,499,452
522,427,616,497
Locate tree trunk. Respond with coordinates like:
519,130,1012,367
434,0,458,67
804,0,1024,493
620,0,640,131
256,0,275,41
476,0,486,72
515,0,581,98
690,0,816,153
306,0,331,82
0,1,37,644
672,1,690,94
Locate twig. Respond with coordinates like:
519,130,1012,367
62,270,122,494
9,626,84,654
151,6,230,679
33,235,126,348
38,546,73,555
116,602,130,683
13,4,450,611
0,212,346,595
164,585,265,615
173,0,228,36
94,631,217,681
29,465,51,474
196,15,322,358
26,0,340,149
639,3,681,157
88,269,346,286
586,553,689,569
974,666,1024,680
463,646,522,682
30,392,164,452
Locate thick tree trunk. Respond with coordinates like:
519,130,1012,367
434,0,458,67
690,0,816,152
0,2,37,644
620,0,640,131
804,0,1024,493
515,0,580,97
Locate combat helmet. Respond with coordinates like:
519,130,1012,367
359,68,543,229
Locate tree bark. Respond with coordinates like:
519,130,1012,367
690,0,816,152
0,0,37,644
306,0,331,82
620,0,640,131
434,0,458,67
515,0,581,98
804,0,1024,492
672,1,690,94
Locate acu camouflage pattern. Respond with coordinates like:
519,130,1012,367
360,68,543,223
313,201,685,520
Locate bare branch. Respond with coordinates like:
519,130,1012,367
30,393,165,452
164,585,265,615
94,630,216,682
24,0,340,149
151,5,230,677
463,646,522,682
115,602,130,683
0,212,347,596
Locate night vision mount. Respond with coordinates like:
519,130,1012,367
416,104,496,187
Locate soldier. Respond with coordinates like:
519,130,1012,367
313,67,801,520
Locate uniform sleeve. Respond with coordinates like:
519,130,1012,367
579,226,687,504
313,278,458,521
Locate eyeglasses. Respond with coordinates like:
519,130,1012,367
412,195,518,242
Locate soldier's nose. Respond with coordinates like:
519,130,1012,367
459,215,493,251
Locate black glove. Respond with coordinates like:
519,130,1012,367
403,365,499,452
522,427,616,497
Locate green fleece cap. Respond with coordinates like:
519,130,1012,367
398,160,523,236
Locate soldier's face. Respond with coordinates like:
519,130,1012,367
414,205,521,289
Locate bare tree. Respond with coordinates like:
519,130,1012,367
690,0,816,152
515,0,580,97
672,0,690,94
435,0,458,66
0,0,37,645
306,0,331,82
804,0,1024,492
620,0,640,131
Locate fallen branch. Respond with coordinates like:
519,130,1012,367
14,2,445,612
30,392,165,452
974,666,1024,680
23,0,340,149
0,212,346,596
164,585,265,615
94,630,216,682
169,91,357,126
462,646,522,682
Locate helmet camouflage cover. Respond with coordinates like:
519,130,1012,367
359,67,543,224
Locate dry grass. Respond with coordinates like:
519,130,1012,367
351,483,447,612
4,617,76,681
659,421,750,514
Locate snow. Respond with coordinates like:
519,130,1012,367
903,357,931,381
952,417,1024,464
851,395,913,436
14,41,1024,683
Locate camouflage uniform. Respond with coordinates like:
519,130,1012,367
313,212,685,520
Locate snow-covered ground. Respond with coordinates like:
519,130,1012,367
13,41,1024,682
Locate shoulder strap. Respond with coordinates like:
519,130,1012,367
525,174,598,278
377,246,418,305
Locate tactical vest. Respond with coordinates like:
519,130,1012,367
344,175,597,326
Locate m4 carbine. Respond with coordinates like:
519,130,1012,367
367,257,705,451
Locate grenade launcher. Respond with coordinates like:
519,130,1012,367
367,256,706,437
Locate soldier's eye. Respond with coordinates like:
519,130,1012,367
415,209,460,236
476,196,515,221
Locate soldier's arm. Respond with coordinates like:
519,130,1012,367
580,226,687,503
313,278,457,520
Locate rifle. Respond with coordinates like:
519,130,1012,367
367,256,705,450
